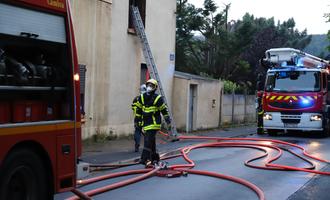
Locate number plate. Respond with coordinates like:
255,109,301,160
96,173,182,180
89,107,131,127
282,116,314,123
284,123,298,128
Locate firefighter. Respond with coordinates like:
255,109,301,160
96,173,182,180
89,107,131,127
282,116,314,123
131,84,146,152
257,95,264,134
256,73,264,135
136,79,171,166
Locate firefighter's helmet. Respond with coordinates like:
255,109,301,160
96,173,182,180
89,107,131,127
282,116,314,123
146,79,158,92
146,79,158,87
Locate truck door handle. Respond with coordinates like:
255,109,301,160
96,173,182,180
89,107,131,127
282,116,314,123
62,144,71,155
31,33,39,38
20,32,39,38
20,32,31,37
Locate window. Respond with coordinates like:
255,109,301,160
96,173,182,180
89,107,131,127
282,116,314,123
128,0,146,30
265,71,320,92
140,63,149,85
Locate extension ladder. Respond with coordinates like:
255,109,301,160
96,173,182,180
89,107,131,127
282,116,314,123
264,48,330,68
131,6,178,138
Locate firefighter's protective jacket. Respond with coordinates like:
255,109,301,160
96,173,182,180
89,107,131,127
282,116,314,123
136,92,169,131
131,96,142,127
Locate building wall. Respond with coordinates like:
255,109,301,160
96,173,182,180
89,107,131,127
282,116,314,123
172,78,189,130
172,76,223,132
146,0,176,104
70,0,112,138
70,0,176,138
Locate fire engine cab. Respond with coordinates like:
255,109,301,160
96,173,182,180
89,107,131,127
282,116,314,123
260,48,330,136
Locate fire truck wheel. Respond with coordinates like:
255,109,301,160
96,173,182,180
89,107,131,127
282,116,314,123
318,115,330,138
267,129,278,136
0,148,51,200
320,125,330,138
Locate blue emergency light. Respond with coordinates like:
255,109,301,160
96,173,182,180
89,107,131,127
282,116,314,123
300,98,313,108
302,99,310,105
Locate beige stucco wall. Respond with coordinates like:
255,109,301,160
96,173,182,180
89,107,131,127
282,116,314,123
146,0,176,105
70,0,176,138
70,0,112,138
172,75,223,132
196,80,222,130
172,78,189,130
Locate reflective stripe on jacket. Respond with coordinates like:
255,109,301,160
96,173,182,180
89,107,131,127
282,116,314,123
132,96,142,126
131,96,140,117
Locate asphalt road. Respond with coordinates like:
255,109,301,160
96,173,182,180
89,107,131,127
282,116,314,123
55,129,330,200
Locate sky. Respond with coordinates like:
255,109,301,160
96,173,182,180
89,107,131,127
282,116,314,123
188,0,330,34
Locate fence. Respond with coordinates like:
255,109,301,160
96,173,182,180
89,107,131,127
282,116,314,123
221,92,256,125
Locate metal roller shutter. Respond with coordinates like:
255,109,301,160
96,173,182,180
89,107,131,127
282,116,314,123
79,64,86,95
0,3,66,43
79,64,86,115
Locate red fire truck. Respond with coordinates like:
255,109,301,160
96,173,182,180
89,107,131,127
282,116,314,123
0,0,81,199
257,48,330,136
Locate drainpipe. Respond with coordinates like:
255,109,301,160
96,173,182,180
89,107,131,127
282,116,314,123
218,86,223,128
231,89,235,124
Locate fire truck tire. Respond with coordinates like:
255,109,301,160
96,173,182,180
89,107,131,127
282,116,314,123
0,148,51,200
318,115,330,138
267,129,278,136
320,125,330,138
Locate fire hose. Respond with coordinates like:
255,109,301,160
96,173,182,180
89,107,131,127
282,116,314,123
67,135,330,200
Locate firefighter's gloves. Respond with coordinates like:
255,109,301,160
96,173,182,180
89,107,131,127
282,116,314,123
165,116,171,124
134,118,142,128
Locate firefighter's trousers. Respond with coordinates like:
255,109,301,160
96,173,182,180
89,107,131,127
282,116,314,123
140,130,159,164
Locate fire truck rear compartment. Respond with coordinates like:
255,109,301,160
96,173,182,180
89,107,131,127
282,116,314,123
0,13,73,123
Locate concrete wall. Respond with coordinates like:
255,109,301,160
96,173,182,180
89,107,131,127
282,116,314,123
172,78,188,130
71,0,176,138
221,93,256,125
172,75,223,132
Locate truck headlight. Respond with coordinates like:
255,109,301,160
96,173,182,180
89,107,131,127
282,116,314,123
263,113,272,120
310,115,322,121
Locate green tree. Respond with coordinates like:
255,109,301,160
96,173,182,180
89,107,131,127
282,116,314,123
176,0,249,81
325,12,330,51
237,16,311,89
176,0,199,73
176,0,312,92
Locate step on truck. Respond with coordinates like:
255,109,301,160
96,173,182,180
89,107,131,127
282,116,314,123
257,48,330,136
0,0,81,199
